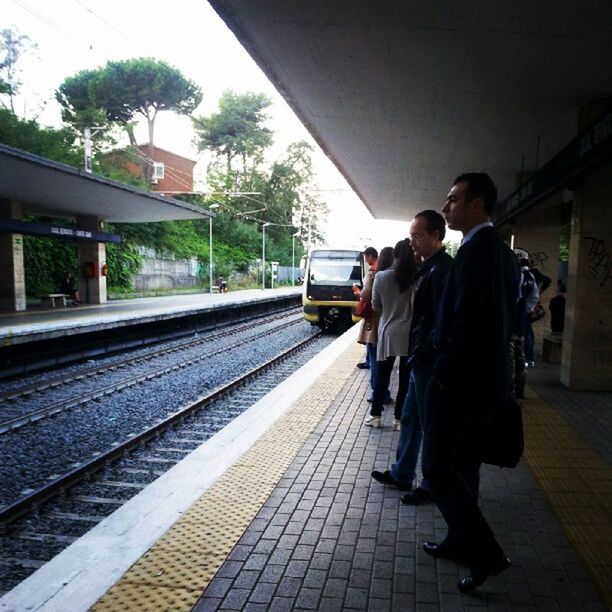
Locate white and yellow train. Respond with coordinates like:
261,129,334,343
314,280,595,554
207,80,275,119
302,248,365,330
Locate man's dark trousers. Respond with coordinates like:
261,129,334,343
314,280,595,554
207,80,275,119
423,382,502,564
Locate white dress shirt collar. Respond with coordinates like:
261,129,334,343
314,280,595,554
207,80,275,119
461,220,493,245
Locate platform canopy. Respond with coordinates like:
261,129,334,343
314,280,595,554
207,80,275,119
210,0,612,220
0,144,211,222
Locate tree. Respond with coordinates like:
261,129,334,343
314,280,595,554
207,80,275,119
193,90,272,183
0,107,81,167
269,141,328,248
57,58,202,180
0,27,37,114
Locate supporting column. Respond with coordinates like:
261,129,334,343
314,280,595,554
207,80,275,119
509,195,563,349
76,216,107,305
560,162,612,390
0,200,26,312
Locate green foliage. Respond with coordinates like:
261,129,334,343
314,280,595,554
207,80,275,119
193,90,272,178
57,58,202,146
56,68,108,130
24,233,78,296
105,237,144,291
559,223,570,262
0,108,82,166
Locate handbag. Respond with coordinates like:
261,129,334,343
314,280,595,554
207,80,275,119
355,298,373,318
528,302,545,322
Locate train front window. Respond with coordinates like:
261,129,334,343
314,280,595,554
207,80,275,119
309,252,362,286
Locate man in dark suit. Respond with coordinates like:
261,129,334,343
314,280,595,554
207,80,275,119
422,173,522,592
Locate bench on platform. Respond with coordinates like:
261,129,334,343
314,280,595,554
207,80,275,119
39,293,69,307
542,331,563,363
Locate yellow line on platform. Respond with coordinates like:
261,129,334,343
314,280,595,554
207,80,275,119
92,343,363,611
523,386,612,609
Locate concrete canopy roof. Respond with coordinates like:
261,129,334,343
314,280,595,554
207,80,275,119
0,144,211,223
210,0,612,220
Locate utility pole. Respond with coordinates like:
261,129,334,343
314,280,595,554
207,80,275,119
83,126,106,173
262,223,270,289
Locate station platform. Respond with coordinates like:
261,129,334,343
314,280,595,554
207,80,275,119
1,326,610,611
0,288,302,346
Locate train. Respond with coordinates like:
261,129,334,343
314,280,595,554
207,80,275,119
302,248,365,330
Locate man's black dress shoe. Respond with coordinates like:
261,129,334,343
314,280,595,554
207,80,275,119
457,556,511,593
423,541,470,565
371,470,411,490
400,487,432,506
356,362,370,369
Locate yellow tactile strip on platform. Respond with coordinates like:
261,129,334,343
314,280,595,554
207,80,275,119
93,343,363,611
523,387,612,609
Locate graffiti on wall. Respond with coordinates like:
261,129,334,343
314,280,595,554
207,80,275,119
529,251,549,271
583,237,611,287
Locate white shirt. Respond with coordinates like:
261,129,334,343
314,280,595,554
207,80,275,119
461,220,493,245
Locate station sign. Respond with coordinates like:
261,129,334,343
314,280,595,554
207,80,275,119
0,218,121,243
496,107,612,224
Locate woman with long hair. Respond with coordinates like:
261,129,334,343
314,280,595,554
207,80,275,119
367,238,418,429
356,246,394,402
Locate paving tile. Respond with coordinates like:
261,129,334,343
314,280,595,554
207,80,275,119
294,587,323,609
310,552,333,570
185,357,608,612
284,559,309,578
200,577,233,599
323,577,348,598
220,588,251,610
302,569,327,590
248,582,276,605
242,553,268,571
276,576,302,598
268,596,296,612
344,587,368,609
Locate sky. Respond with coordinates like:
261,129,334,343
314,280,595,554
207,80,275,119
3,0,459,248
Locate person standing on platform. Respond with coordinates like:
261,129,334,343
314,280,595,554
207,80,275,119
356,246,394,404
354,246,379,369
365,238,417,429
518,255,540,367
371,210,453,502
422,173,522,592
549,280,567,333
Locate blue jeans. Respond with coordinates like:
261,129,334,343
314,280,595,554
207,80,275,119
366,343,391,399
391,363,431,488
524,320,535,362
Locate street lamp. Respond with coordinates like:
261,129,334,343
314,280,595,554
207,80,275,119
262,222,271,289
292,231,300,286
208,204,220,294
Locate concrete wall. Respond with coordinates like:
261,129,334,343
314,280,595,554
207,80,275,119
561,162,612,390
134,255,199,290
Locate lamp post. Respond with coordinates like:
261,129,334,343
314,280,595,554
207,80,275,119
292,231,300,286
208,204,220,294
262,222,271,289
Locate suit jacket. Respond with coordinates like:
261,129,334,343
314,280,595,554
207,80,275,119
408,248,453,367
431,226,523,467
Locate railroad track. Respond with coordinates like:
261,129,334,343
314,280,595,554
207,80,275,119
0,306,301,403
0,309,303,434
0,331,326,594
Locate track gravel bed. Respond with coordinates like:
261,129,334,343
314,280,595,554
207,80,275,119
0,332,333,596
0,316,318,506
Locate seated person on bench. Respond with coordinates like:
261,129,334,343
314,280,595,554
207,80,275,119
60,271,81,304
